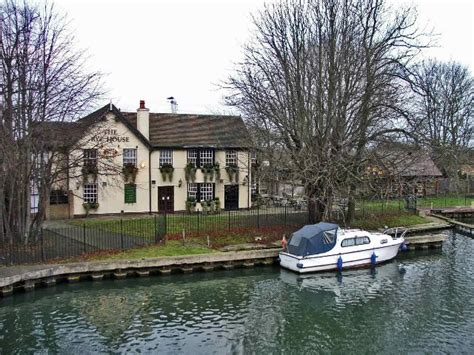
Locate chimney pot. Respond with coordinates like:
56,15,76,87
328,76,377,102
139,100,145,109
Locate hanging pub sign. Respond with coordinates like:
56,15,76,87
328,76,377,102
91,129,130,144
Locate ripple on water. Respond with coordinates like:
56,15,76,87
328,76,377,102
0,231,473,353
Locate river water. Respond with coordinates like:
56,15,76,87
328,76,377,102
0,230,473,354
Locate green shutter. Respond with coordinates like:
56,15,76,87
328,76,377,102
124,184,136,203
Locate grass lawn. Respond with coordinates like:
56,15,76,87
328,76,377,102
358,195,473,212
48,211,432,263
69,210,308,239
59,240,215,263
350,213,429,231
416,195,473,208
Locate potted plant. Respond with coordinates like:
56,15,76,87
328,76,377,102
122,163,139,183
214,197,221,213
214,162,221,181
185,163,197,182
82,201,99,217
225,164,239,183
200,164,215,182
81,164,98,183
209,200,216,214
186,197,197,213
160,163,174,182
201,200,209,214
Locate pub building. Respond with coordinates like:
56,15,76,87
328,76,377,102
37,101,254,218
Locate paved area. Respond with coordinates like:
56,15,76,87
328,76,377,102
45,224,152,250
44,218,155,249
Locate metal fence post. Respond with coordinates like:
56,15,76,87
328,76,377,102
154,214,158,243
284,205,287,226
120,219,124,249
197,211,200,237
82,224,87,254
41,228,45,262
257,205,260,229
228,210,231,231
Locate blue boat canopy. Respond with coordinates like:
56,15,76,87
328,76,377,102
287,222,338,256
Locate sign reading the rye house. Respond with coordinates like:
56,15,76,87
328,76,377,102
91,129,130,143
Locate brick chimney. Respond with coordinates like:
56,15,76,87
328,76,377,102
137,100,149,140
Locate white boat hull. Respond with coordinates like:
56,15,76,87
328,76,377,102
280,231,404,273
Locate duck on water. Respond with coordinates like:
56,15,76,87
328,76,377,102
279,222,405,273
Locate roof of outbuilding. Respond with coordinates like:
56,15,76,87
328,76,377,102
121,112,253,149
368,144,443,177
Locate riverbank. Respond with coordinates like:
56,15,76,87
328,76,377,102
1,229,472,354
0,249,279,296
1,229,451,297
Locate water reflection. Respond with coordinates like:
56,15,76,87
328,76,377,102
0,231,473,354
279,261,404,307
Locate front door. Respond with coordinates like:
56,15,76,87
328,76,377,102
225,185,239,210
158,186,174,213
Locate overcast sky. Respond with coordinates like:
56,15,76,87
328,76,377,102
54,0,473,115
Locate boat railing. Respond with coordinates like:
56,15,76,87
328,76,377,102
383,227,407,239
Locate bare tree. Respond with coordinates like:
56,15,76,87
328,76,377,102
405,59,473,190
1,0,104,242
225,0,427,223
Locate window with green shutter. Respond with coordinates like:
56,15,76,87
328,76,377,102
124,184,136,203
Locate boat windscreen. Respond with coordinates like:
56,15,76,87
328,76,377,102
287,225,338,256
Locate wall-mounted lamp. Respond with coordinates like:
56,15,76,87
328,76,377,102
178,178,183,188
140,161,146,169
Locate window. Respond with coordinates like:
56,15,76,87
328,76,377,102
187,183,198,199
251,151,257,164
83,149,97,167
50,189,69,205
341,236,370,247
123,148,137,166
187,149,215,167
31,182,39,214
251,182,258,195
355,236,370,245
83,184,98,203
124,184,136,203
341,238,355,247
187,183,214,201
187,149,197,166
159,150,173,167
226,150,237,166
200,183,214,201
199,149,214,166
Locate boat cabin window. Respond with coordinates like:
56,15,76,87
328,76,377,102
341,236,370,247
355,236,370,245
341,238,355,247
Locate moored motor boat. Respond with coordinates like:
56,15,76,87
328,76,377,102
279,222,405,273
